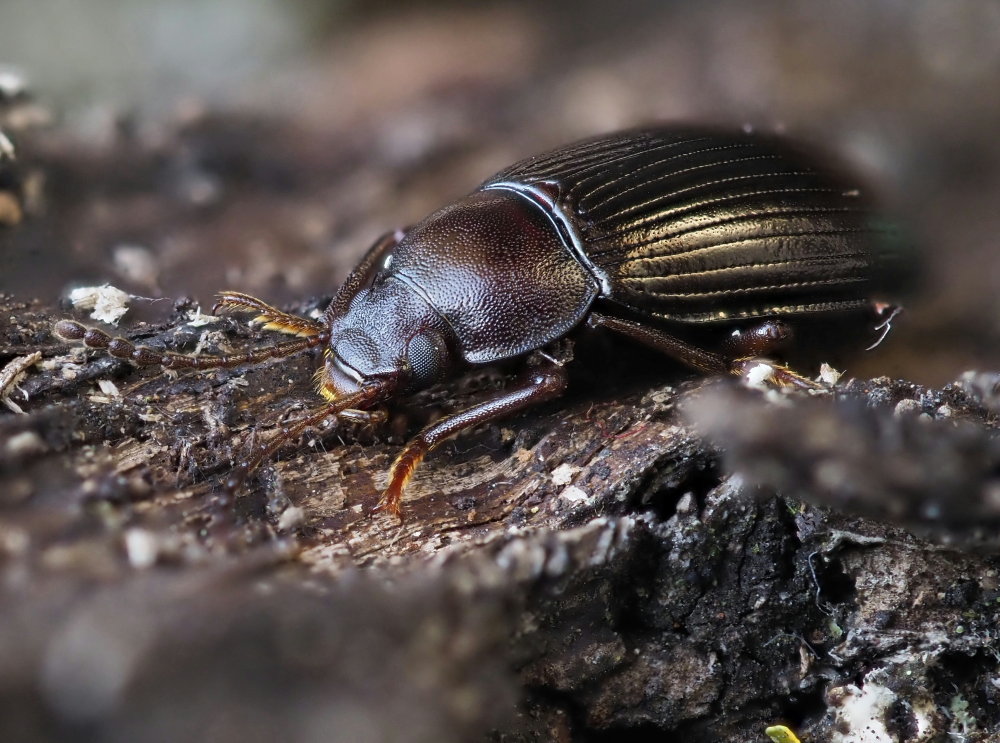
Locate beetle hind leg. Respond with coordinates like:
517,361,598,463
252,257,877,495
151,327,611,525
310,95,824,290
586,312,822,389
728,358,821,390
213,291,326,338
719,319,821,389
719,319,793,359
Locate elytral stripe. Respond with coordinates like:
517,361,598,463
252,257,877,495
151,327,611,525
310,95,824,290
586,187,843,242
575,141,761,207
584,206,867,260
598,227,876,268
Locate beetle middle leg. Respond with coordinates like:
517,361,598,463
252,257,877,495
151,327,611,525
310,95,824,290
374,359,569,520
724,320,821,389
717,319,820,389
586,312,819,389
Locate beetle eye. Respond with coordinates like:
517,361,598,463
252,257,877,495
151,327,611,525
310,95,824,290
406,332,446,389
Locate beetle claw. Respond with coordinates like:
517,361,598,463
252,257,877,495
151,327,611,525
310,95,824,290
732,358,824,391
370,492,404,522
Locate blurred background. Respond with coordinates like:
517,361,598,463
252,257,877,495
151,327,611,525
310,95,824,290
2,0,1000,384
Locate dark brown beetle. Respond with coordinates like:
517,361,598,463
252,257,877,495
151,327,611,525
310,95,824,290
55,126,907,518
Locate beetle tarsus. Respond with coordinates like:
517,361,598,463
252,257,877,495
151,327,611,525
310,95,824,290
375,446,426,519
730,358,823,390
587,312,823,390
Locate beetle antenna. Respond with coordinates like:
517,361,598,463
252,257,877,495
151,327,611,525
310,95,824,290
213,291,326,338
54,319,328,371
224,383,385,493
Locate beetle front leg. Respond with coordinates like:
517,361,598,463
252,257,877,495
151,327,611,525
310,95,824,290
374,361,569,520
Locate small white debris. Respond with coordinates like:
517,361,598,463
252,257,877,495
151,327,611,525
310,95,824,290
186,307,221,327
0,67,27,99
68,284,131,325
551,463,580,486
123,529,158,569
818,362,843,386
559,485,590,504
743,363,776,390
5,430,45,456
96,379,120,397
675,492,697,516
277,506,306,532
2,396,24,415
827,681,897,743
0,129,14,161
0,526,29,555
893,398,923,417
0,351,41,414
192,330,217,356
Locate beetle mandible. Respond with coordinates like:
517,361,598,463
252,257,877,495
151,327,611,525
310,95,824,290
55,126,907,518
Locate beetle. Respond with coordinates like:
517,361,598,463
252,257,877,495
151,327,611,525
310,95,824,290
55,126,907,519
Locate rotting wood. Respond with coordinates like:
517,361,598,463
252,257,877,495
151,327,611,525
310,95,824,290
3,291,1000,741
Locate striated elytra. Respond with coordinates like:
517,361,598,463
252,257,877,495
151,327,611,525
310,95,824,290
56,126,910,518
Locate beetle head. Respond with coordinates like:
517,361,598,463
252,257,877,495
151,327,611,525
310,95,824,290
319,277,455,402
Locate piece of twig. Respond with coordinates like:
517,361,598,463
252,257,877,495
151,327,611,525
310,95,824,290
0,352,41,414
